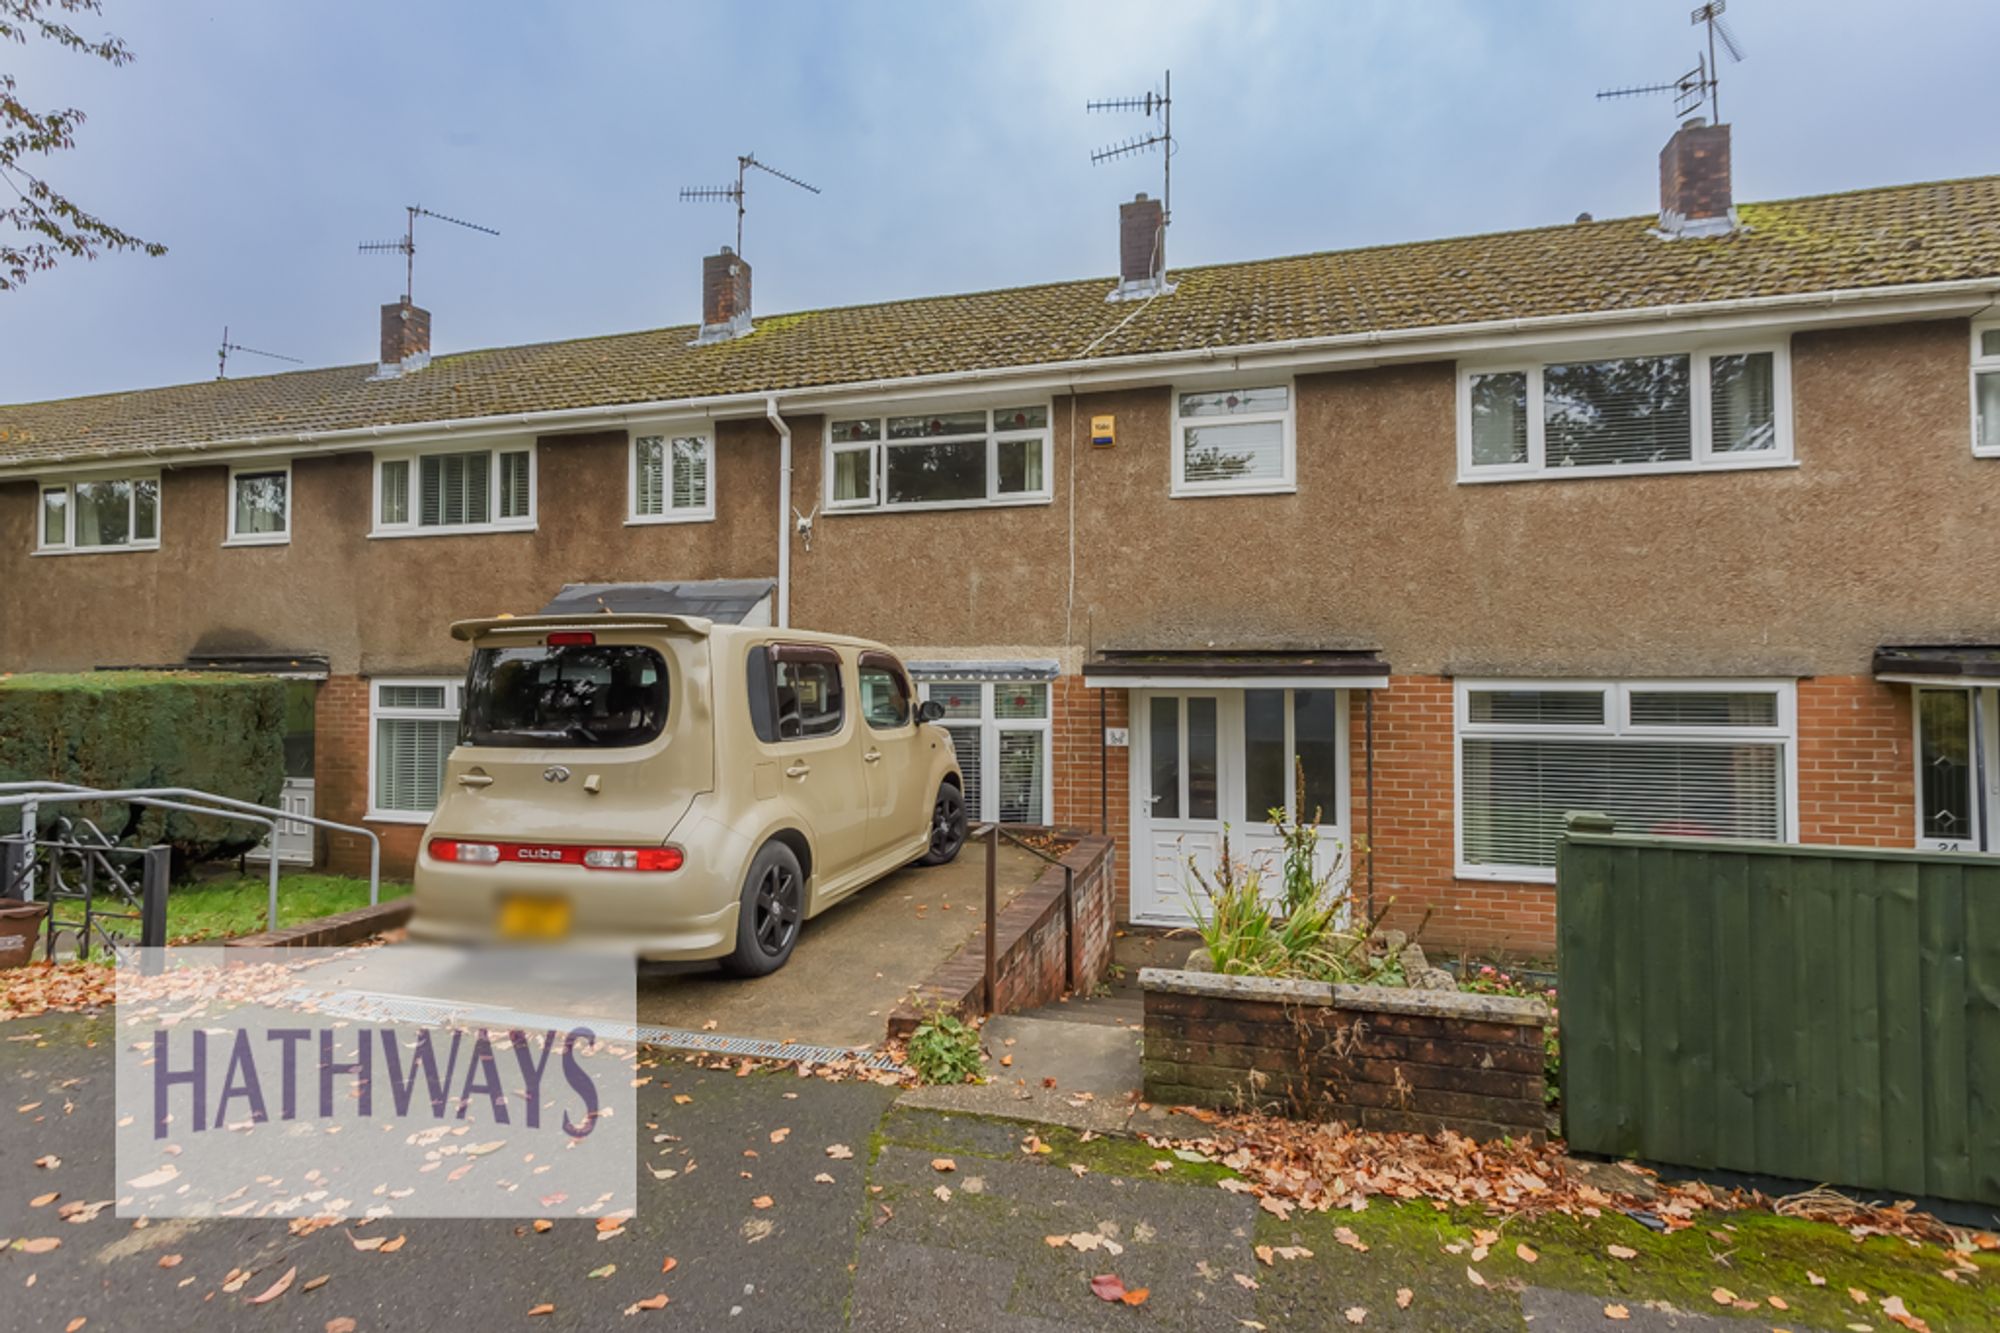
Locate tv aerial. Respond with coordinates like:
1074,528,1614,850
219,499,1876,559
216,326,302,380
358,205,500,305
1088,69,1175,227
680,154,821,258
1597,1,1745,123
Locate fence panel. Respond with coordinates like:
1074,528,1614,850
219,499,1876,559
1557,823,2000,1207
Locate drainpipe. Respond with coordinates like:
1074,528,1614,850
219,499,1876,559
765,396,792,628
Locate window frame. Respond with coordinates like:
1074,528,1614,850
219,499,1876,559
1456,340,1794,482
1170,379,1298,498
857,651,915,732
627,427,716,525
821,402,1054,514
1973,320,2000,459
366,676,463,823
916,678,1052,825
369,440,537,538
1452,677,1799,883
1911,685,2000,852
764,643,849,743
33,472,162,555
224,461,293,547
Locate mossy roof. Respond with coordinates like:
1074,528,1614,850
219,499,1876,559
4,173,1997,469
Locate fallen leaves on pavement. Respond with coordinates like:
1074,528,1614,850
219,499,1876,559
247,1267,297,1305
1087,1273,1148,1305
1603,1303,1630,1320
1344,1307,1367,1324
0,962,116,1021
624,1294,669,1314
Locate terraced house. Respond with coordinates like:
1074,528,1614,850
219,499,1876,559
4,120,1998,956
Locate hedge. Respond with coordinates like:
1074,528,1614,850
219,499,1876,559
0,672,288,870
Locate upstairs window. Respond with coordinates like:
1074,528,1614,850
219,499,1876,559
374,444,534,535
1173,384,1294,496
825,404,1051,511
1459,344,1790,480
227,464,290,545
37,475,159,552
631,431,714,523
1975,322,2000,457
1455,680,1794,880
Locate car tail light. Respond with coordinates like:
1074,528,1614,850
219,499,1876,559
547,631,596,646
428,837,680,872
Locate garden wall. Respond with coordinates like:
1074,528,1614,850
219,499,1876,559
889,831,1117,1038
1139,968,1550,1142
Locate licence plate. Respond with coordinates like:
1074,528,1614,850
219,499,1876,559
498,894,572,939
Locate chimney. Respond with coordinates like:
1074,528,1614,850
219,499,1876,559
376,299,431,376
1657,118,1735,238
1109,193,1173,302
693,247,753,345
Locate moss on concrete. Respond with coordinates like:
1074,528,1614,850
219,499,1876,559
875,1106,1241,1187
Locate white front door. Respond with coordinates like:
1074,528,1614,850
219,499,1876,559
254,777,316,865
1129,688,1351,925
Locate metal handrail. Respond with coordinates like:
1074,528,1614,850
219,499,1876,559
0,783,383,933
970,823,1083,1013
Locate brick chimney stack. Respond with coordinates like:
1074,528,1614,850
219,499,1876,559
693,247,753,344
1658,118,1735,238
378,300,432,375
1110,193,1172,301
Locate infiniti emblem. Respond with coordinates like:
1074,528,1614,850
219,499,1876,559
543,765,572,784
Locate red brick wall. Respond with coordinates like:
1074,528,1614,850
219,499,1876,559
315,675,425,879
1795,676,1914,846
1051,677,1130,916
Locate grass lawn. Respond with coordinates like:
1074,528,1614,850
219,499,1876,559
166,872,410,942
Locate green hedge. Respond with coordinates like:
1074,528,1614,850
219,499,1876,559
0,672,287,869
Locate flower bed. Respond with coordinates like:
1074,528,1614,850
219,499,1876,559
1138,966,1551,1142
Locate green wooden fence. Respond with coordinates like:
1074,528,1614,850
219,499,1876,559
1556,817,2000,1207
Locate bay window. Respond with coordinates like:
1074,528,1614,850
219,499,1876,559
824,404,1050,511
370,679,461,819
1459,343,1790,480
373,444,534,535
1172,384,1294,495
1975,323,2000,457
1456,680,1794,880
917,677,1051,824
37,475,159,552
631,431,714,523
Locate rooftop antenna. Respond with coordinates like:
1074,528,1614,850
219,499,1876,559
216,326,302,380
1597,1,1744,122
679,154,821,257
357,205,500,305
1088,69,1175,229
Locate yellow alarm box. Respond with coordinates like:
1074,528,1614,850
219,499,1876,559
1090,414,1116,448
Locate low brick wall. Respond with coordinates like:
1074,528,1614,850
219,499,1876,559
223,898,412,949
888,830,1116,1038
1139,968,1550,1141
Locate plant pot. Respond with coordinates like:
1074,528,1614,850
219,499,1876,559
0,900,49,969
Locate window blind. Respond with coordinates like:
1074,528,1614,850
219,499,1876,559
635,437,665,515
670,438,707,509
375,717,454,812
1543,355,1692,468
1709,352,1777,453
498,450,530,519
1461,737,1782,870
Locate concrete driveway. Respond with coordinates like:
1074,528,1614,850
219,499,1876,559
634,841,1046,1049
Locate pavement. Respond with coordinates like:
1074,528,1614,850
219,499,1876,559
3,1006,1986,1330
633,842,1045,1050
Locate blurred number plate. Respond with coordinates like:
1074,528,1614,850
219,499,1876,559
498,894,572,939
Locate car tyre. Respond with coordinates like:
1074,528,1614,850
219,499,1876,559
917,782,968,866
723,840,806,977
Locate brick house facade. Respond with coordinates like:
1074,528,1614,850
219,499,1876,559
5,126,1999,959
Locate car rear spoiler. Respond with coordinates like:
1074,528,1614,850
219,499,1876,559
449,613,713,642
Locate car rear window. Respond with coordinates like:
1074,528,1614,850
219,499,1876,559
462,644,668,747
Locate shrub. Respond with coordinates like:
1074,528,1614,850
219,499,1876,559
904,1006,984,1085
0,671,287,871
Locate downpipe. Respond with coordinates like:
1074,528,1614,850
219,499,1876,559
766,396,792,628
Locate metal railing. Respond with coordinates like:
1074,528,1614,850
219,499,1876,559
0,782,383,934
972,823,1081,1016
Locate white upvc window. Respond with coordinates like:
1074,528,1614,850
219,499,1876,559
917,678,1052,825
368,678,462,821
1454,679,1797,882
371,442,535,536
35,473,160,553
1171,383,1295,496
630,429,715,523
1457,341,1793,481
1973,322,2000,457
823,403,1052,512
225,462,292,545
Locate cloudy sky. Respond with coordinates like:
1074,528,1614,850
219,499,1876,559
5,0,1996,403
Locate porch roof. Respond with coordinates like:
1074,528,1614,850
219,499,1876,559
1872,643,2000,684
1082,648,1389,691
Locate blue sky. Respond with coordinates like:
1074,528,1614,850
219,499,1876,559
5,0,1997,403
